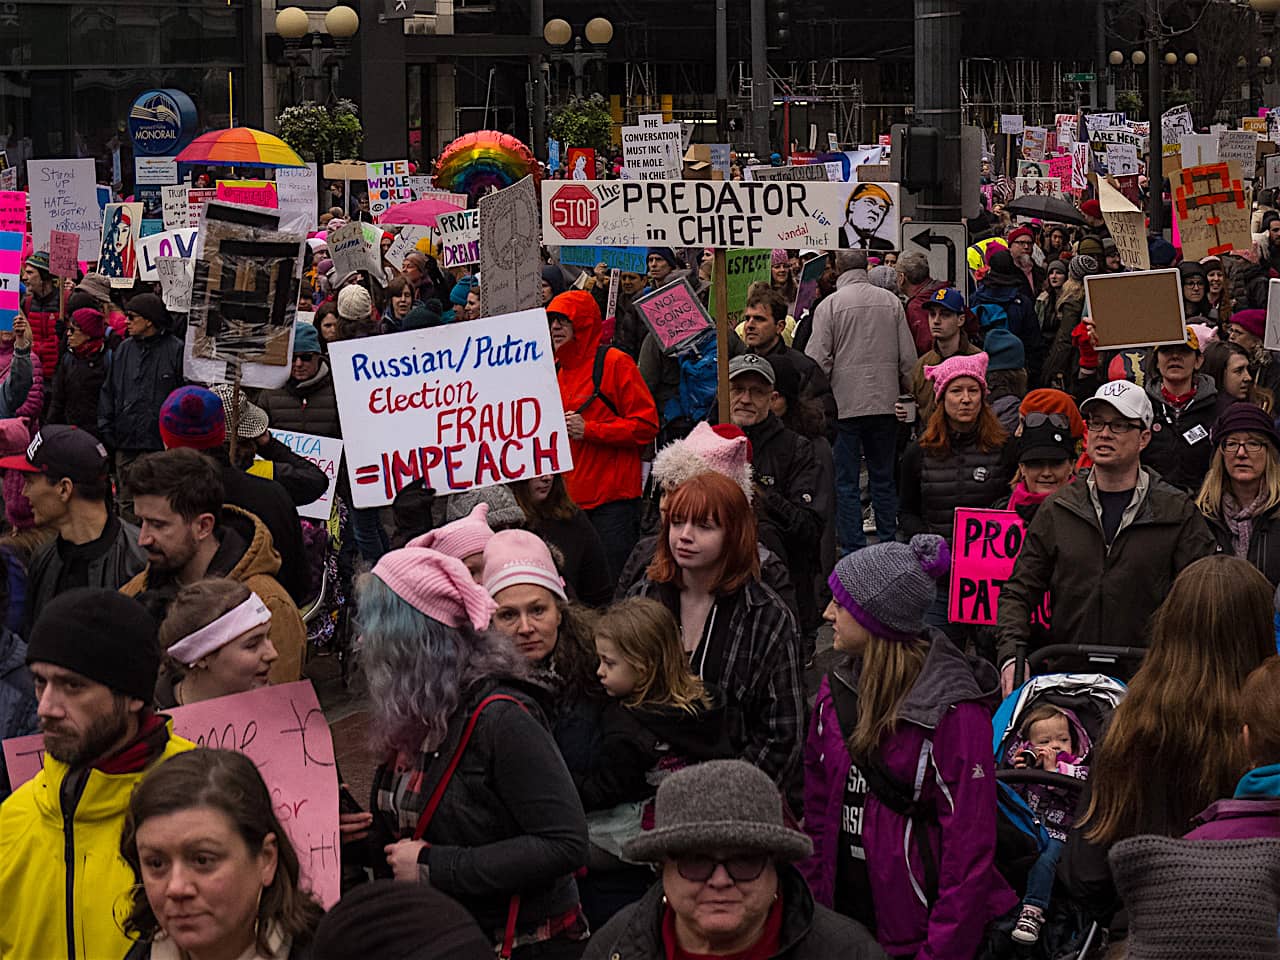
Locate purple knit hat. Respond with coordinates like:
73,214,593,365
924,351,990,400
828,534,950,642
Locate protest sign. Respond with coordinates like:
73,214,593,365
329,221,381,279
634,277,714,353
948,509,1050,626
1014,177,1063,199
559,245,648,274
1161,104,1194,160
1216,130,1258,174
189,203,305,369
480,175,541,315
187,187,217,226
1015,160,1048,179
1097,178,1149,271
1244,116,1268,134
1084,112,1126,135
541,179,902,251
621,115,683,180
1088,126,1141,174
1104,142,1139,177
1056,114,1078,147
746,163,842,182
1128,119,1150,155
792,253,828,319
1179,134,1218,166
161,184,189,230
436,207,480,268
1071,142,1092,190
275,163,319,231
0,232,20,332
999,114,1024,135
548,140,561,173
1021,126,1048,161
709,248,772,329
566,147,596,180
1267,153,1280,190
156,255,193,313
709,144,733,180
216,179,278,209
0,191,25,232
1085,269,1186,349
48,230,79,277
97,201,143,288
1266,278,1280,353
1268,108,1280,145
1047,155,1072,187
367,160,413,219
27,158,101,252
3,681,341,907
0,169,13,191
328,309,572,507
136,227,198,281
270,428,343,520
1173,161,1250,259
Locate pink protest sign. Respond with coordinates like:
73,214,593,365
0,231,22,332
1047,155,1072,190
948,508,1051,626
0,191,25,233
48,230,79,277
2,681,341,906
634,277,714,353
216,180,279,209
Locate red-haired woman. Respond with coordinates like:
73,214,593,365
629,471,805,807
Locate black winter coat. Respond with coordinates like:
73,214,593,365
1205,502,1280,587
257,364,342,439
899,430,1016,540
583,864,887,960
48,347,109,438
98,331,184,452
24,515,147,633
1141,375,1218,493
528,509,614,608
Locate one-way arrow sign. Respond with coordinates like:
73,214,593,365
903,222,967,288
384,0,417,18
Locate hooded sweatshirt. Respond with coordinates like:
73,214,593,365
1184,763,1280,841
550,291,658,510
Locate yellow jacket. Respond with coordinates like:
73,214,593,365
0,722,195,960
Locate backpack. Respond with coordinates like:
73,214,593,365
575,345,621,417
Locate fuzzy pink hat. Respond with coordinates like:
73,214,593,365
482,529,567,601
771,248,789,267
371,547,497,629
408,503,493,561
925,351,990,400
651,421,754,502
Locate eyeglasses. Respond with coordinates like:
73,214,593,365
1085,416,1141,435
294,353,318,362
674,854,769,883
1024,412,1071,431
548,314,572,328
1223,439,1266,454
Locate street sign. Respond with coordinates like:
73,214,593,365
1064,73,1097,83
902,222,968,287
384,0,417,18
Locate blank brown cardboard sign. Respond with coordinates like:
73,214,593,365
1084,269,1186,350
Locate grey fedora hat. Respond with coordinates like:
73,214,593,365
623,759,813,863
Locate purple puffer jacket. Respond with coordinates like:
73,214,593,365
801,633,1018,960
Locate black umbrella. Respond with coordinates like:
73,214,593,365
1002,193,1086,225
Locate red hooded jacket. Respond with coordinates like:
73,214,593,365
550,290,658,510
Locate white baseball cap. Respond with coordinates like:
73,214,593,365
1080,379,1153,429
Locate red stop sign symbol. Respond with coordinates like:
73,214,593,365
548,184,599,240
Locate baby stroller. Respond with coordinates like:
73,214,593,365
992,673,1127,958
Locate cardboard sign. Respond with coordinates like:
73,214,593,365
0,231,20,332
1021,126,1048,161
479,175,541,316
541,179,901,251
2,682,341,907
329,221,381,279
635,277,714,353
1097,178,1150,271
622,115,683,180
1085,269,1186,349
217,179,278,209
97,201,143,288
1265,278,1280,353
270,428,343,520
1244,116,1268,135
999,115,1025,135
948,508,1051,626
1173,161,1250,259
1216,130,1258,174
48,230,79,277
0,191,25,233
435,208,480,268
566,147,596,180
709,248,772,328
1056,114,1078,147
1014,177,1063,199
792,252,828,319
136,227,199,281
27,158,101,252
156,255,193,313
559,246,648,275
367,160,413,219
328,309,572,508
275,163,319,232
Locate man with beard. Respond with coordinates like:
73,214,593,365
121,448,306,683
1005,226,1046,294
0,589,195,959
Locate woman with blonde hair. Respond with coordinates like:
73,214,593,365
1062,554,1277,925
1195,403,1280,585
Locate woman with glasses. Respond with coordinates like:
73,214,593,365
1178,261,1213,320
586,759,885,960
1195,403,1280,585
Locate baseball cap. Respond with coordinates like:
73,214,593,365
922,287,965,314
1080,379,1154,429
1017,418,1076,463
0,425,109,483
728,353,776,385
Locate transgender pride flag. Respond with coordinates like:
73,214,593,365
0,231,20,332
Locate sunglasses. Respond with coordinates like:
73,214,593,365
294,353,318,362
1024,412,1071,431
674,854,769,883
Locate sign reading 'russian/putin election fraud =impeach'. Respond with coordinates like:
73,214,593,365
541,179,901,251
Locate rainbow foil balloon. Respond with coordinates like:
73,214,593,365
435,131,540,204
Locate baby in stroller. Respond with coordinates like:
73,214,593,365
1007,702,1091,945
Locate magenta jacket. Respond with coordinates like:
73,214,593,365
1183,763,1280,841
800,634,1018,959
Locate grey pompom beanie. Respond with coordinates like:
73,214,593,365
828,534,950,642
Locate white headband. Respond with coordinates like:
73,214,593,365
166,593,272,666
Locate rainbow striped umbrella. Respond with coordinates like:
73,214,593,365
175,127,306,168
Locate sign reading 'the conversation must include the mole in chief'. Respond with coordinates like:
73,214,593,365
328,309,572,508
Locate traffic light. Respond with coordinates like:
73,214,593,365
891,124,942,192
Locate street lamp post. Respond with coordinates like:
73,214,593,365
275,5,360,105
544,17,613,102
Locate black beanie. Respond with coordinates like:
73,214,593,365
125,292,171,332
27,588,160,701
312,881,492,960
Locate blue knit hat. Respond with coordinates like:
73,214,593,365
450,276,477,306
293,321,321,354
983,327,1026,372
829,534,950,641
159,386,226,451
648,247,680,268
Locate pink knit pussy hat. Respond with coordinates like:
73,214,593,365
482,529,567,601
371,547,497,630
651,421,754,502
408,503,493,561
925,351,990,400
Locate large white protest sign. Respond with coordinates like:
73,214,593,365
161,184,190,230
999,115,1025,135
1014,177,1064,199
276,163,319,232
436,207,480,268
328,309,572,507
480,176,541,315
156,255,193,313
541,179,901,251
1180,134,1218,166
1104,142,1139,177
366,160,413,219
329,221,381,278
1161,105,1194,158
270,428,343,520
1216,130,1258,174
137,227,198,280
622,115,683,180
27,158,101,251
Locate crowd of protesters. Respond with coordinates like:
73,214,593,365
0,170,1279,960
